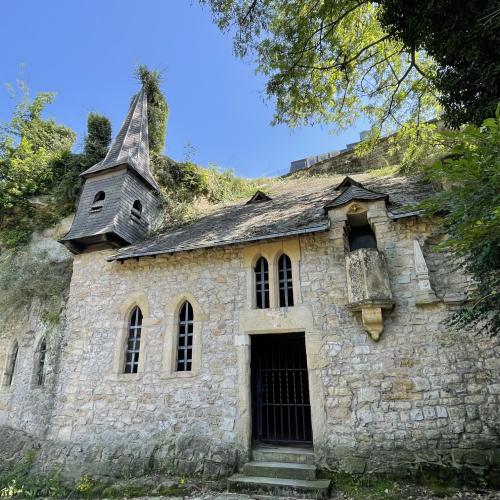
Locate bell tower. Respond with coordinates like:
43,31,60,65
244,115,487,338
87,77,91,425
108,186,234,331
60,87,160,254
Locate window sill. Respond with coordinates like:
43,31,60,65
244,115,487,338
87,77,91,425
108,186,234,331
108,372,144,382
159,370,199,380
252,305,298,311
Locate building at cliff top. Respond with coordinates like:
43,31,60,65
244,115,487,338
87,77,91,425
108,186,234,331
1,86,499,494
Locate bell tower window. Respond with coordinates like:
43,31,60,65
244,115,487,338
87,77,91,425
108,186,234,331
90,191,105,212
347,210,377,251
131,200,143,222
93,191,105,203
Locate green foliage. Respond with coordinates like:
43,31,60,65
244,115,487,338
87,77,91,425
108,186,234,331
364,164,400,177
135,65,169,155
100,482,187,498
200,164,262,203
201,0,439,136
0,226,33,248
379,0,500,127
420,105,500,334
0,86,75,246
73,473,188,499
169,159,261,203
354,120,445,172
74,474,97,496
49,152,86,211
331,472,409,500
49,113,111,215
152,156,263,230
0,250,72,321
0,451,70,499
330,470,462,499
0,82,111,247
83,112,111,164
202,0,497,164
0,90,75,208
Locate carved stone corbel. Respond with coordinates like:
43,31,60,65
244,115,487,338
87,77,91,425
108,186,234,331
345,248,394,341
360,306,384,341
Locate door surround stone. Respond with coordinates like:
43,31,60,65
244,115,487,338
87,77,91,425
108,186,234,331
236,305,327,461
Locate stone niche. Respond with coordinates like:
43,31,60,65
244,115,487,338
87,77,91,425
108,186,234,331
345,248,394,340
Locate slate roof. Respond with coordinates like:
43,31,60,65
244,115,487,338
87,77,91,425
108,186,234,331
324,184,388,210
81,88,160,191
108,174,432,261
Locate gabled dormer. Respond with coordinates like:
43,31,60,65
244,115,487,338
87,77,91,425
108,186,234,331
60,87,159,254
324,177,393,341
246,190,272,204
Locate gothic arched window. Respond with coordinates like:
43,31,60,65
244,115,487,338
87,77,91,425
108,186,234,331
255,257,270,309
35,338,47,386
4,341,19,386
278,254,294,307
177,301,193,372
124,307,142,374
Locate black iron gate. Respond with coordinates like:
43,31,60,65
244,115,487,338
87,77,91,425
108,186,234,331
251,333,312,444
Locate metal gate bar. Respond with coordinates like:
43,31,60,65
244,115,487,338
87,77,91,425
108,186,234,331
251,333,312,444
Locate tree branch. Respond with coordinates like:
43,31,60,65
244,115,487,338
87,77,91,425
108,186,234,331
285,0,370,56
296,34,391,71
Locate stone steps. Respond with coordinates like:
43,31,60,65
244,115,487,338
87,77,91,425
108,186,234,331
227,446,331,498
251,445,316,465
227,474,331,497
242,460,316,480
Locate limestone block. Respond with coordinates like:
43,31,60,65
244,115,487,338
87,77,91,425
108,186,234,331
346,248,393,306
345,248,394,340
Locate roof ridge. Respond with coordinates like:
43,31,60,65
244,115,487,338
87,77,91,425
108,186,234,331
79,86,159,191
115,93,138,164
136,90,147,167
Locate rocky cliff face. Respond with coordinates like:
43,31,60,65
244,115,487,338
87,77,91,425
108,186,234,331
0,216,73,441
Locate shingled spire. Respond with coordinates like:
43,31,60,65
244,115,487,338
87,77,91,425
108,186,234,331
81,88,159,190
59,86,160,254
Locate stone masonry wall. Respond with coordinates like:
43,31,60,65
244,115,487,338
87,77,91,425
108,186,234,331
42,245,246,479
1,210,499,480
300,216,500,475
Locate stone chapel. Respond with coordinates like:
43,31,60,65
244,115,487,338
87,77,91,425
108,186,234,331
1,86,499,492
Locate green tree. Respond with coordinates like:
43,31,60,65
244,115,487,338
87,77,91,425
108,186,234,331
201,0,439,135
83,112,111,164
0,86,112,245
420,107,500,334
52,112,112,210
0,89,76,245
135,65,169,156
201,0,498,131
379,0,500,128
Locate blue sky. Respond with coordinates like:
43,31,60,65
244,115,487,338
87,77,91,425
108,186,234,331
0,0,369,178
